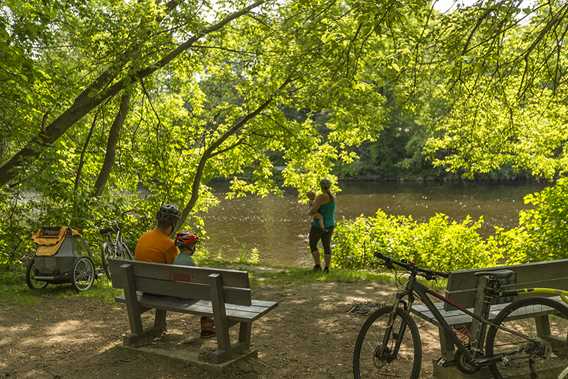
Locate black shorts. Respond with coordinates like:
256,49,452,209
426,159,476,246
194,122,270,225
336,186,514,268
309,225,334,255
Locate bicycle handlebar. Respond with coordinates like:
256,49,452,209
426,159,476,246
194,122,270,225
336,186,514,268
374,252,449,280
99,222,120,236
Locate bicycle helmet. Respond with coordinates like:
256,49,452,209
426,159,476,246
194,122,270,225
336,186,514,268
156,204,180,227
175,231,199,250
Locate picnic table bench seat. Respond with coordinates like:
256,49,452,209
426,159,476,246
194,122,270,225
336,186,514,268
109,259,278,364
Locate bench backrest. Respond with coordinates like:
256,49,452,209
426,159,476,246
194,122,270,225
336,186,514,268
109,259,252,306
445,258,568,310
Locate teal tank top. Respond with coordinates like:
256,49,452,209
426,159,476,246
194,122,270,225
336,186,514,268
312,200,336,229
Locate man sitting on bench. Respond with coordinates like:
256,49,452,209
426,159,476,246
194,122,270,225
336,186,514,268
134,204,215,337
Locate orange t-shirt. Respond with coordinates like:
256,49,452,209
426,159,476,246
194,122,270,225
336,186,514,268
134,228,178,264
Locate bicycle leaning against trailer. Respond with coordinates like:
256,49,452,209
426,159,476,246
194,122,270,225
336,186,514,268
352,252,568,379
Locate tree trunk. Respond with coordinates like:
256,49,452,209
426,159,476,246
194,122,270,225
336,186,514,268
0,0,266,186
93,92,131,197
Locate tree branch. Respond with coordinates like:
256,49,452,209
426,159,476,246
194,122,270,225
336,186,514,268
175,76,292,230
93,91,132,197
0,0,265,186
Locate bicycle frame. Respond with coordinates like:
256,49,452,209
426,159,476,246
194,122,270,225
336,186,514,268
102,223,131,259
383,273,548,366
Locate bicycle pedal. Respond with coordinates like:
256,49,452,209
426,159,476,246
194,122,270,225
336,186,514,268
436,358,455,368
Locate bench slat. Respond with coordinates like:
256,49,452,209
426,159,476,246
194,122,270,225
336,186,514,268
115,295,278,322
446,259,568,309
129,276,252,306
411,297,562,326
110,259,250,288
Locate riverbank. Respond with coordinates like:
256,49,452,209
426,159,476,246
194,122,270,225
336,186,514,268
0,263,442,378
203,181,543,267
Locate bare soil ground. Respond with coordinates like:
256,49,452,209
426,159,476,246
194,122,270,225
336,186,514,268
0,280,441,378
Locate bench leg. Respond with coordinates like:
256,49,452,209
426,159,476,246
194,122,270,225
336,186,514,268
535,315,568,357
238,321,252,348
209,274,231,361
122,264,143,338
535,315,551,337
125,304,144,337
154,309,167,332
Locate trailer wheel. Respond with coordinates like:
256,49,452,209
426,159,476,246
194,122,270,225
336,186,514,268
26,259,48,290
72,257,95,292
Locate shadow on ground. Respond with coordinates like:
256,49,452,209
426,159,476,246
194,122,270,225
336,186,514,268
0,279,442,378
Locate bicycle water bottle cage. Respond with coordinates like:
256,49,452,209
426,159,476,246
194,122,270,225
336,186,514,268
474,269,514,280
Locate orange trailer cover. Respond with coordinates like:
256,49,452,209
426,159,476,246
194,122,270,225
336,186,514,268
32,227,81,257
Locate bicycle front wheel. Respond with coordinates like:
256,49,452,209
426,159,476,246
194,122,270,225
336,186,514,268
101,242,115,280
486,297,568,379
353,306,422,379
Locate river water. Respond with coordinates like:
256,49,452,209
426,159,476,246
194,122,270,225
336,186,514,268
200,182,545,267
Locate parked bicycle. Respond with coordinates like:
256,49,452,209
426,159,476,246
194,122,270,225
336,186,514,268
100,221,133,279
353,252,568,379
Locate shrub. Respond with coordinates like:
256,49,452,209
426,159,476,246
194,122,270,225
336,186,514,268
333,210,502,272
514,178,568,262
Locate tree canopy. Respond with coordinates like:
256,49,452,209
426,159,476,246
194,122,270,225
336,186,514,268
1,0,568,262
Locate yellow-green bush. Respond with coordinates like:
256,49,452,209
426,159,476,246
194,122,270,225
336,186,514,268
333,179,568,272
333,210,503,272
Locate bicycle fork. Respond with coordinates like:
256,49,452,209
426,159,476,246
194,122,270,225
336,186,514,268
379,291,414,362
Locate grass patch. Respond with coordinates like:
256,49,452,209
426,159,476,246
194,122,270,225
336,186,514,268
0,269,40,306
0,259,446,307
195,256,447,289
0,266,120,306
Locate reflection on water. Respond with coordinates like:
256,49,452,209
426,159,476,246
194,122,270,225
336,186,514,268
200,182,545,267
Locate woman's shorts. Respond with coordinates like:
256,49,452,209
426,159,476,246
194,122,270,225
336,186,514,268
308,225,334,255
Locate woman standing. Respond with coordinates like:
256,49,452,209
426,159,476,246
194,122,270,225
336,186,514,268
308,179,336,273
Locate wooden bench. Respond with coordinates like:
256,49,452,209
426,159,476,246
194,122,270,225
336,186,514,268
411,259,568,377
109,259,278,363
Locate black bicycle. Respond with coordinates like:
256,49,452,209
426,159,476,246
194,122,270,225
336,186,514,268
100,222,133,279
353,252,568,378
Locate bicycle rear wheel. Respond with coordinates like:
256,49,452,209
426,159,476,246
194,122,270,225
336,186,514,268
353,306,422,378
486,297,568,379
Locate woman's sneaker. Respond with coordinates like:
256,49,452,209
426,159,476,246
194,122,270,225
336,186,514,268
323,266,329,273
313,264,322,272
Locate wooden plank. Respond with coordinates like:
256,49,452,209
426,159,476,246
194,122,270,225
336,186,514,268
109,259,249,288
445,260,568,309
129,277,252,306
412,297,564,327
115,295,278,322
122,264,144,337
447,278,568,309
448,259,568,292
209,273,231,355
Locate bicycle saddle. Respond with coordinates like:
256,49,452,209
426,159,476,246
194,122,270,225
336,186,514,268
474,269,514,279
99,227,114,235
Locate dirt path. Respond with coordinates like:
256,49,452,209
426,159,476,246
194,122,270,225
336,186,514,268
0,281,441,378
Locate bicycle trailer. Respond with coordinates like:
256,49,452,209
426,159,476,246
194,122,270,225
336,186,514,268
26,226,97,292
